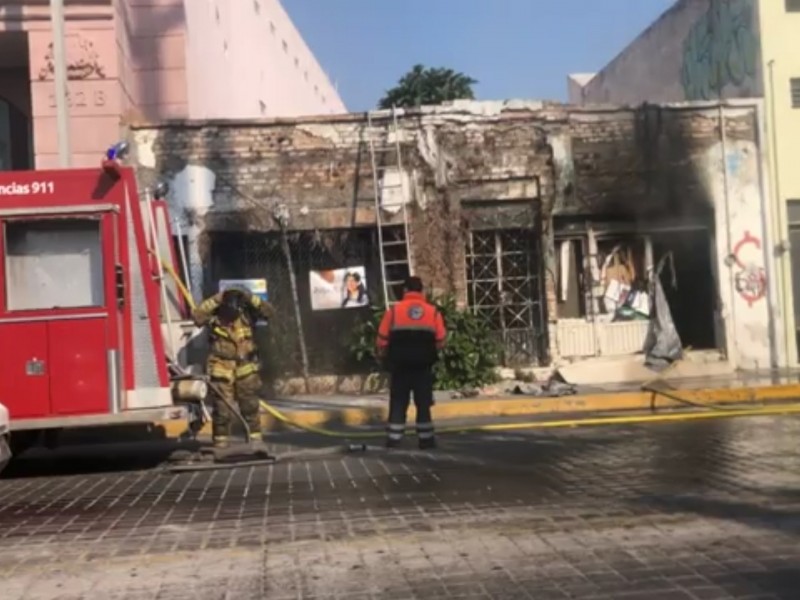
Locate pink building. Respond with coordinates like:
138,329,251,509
0,0,346,170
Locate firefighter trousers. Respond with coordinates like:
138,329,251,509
387,366,435,443
210,372,263,441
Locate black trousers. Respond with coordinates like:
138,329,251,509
387,366,435,442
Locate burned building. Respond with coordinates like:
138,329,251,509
131,99,780,388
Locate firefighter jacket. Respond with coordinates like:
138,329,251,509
193,293,275,381
376,291,446,368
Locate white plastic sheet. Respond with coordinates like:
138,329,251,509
643,254,683,369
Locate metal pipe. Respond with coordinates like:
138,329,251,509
50,0,71,167
174,218,194,301
277,218,310,393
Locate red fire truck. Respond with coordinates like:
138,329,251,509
0,149,206,457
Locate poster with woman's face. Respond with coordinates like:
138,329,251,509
309,267,369,310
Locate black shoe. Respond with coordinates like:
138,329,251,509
418,438,437,450
386,438,402,448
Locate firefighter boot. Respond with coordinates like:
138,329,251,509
418,437,437,450
248,432,274,459
213,435,230,449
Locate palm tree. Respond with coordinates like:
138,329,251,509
378,64,477,109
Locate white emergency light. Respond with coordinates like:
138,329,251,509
153,181,170,200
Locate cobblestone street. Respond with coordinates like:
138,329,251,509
2,415,800,599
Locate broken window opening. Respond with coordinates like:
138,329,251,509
555,228,652,323
651,229,718,351
591,235,651,322
553,219,719,358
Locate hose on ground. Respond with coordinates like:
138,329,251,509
163,261,800,442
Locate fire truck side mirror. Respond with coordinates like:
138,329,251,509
115,265,125,308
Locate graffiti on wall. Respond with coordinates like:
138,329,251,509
731,231,767,306
681,0,761,101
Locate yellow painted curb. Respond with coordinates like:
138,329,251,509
156,382,800,439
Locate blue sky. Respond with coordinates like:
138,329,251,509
282,0,676,111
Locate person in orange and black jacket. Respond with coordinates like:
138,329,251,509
376,277,446,449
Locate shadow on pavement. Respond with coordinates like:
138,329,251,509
2,439,200,479
636,493,800,537
706,567,800,599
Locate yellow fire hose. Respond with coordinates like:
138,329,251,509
163,260,800,440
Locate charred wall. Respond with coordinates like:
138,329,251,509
130,100,765,371
565,104,756,220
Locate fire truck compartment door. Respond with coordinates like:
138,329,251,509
0,322,50,418
1,215,117,418
48,317,110,416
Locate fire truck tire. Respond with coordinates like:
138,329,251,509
9,430,39,457
42,428,62,450
0,435,10,475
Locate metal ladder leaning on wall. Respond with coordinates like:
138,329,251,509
367,106,414,306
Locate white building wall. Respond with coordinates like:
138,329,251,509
184,0,346,120
703,104,777,369
576,0,763,105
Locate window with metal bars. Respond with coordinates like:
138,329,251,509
792,78,800,108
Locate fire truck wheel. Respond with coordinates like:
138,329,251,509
0,435,10,475
42,428,62,450
9,431,39,457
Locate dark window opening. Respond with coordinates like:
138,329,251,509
791,78,800,109
0,96,32,171
786,0,800,12
553,219,719,353
207,229,380,378
554,227,649,322
651,229,717,350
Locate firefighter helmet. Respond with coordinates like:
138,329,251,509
218,287,249,320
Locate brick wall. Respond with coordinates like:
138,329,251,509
130,100,763,371
133,100,755,222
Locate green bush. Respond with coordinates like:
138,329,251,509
346,294,501,391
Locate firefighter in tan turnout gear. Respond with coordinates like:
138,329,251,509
193,287,275,449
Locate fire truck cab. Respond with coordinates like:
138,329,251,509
0,154,205,456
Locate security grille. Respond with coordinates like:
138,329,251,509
466,229,547,366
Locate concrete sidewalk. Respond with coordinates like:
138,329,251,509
159,371,800,438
